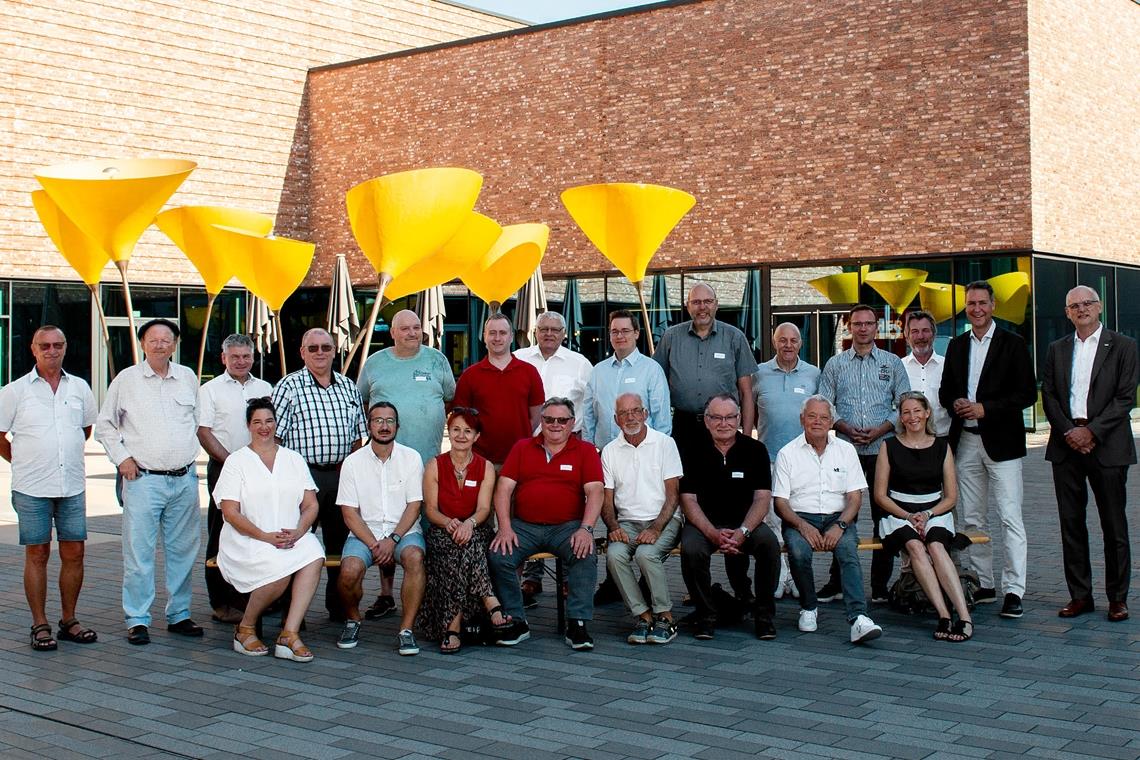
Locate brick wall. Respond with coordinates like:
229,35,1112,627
1029,0,1140,265
2,0,520,285
301,0,1034,286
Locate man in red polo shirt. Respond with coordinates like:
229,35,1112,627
453,313,545,466
489,397,604,650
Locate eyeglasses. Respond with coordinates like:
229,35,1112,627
1066,299,1100,311
616,407,646,418
850,321,877,328
36,342,66,350
305,344,335,353
369,417,398,426
689,298,716,307
537,326,564,334
705,413,740,423
609,328,636,337
541,415,573,425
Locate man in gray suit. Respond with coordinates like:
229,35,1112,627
1042,285,1138,623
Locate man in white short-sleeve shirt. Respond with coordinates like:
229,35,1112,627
335,401,425,655
600,392,684,645
773,395,882,644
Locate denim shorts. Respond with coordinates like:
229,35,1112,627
341,531,425,568
11,491,87,545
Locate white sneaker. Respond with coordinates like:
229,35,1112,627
774,556,792,599
798,609,818,632
850,614,883,644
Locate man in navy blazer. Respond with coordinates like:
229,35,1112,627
1041,286,1137,623
940,281,1037,619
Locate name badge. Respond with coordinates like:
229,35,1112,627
714,352,726,359
560,464,573,471
413,370,430,382
464,479,478,487
731,471,744,479
793,387,805,394
623,376,637,384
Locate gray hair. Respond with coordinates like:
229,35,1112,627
801,394,836,419
772,322,801,340
221,334,255,352
542,396,575,417
614,392,646,412
702,392,740,414
536,311,566,330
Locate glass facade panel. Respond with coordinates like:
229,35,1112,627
1077,263,1116,331
11,283,93,384
1117,268,1140,343
102,285,177,318
1033,258,1077,375
181,289,247,381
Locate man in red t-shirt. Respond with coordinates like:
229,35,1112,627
453,314,545,466
488,398,604,650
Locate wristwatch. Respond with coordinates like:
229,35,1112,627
835,521,848,531
580,524,594,534
739,526,752,538
388,532,403,544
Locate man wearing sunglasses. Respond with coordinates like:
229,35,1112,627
271,328,367,622
488,397,604,650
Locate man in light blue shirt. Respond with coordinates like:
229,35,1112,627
754,322,821,463
583,310,671,450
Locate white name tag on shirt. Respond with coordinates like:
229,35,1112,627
731,471,744,478
464,479,477,487
623,376,637,383
560,464,573,471
794,387,806,394
414,376,427,382
714,352,726,359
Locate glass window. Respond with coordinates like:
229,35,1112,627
11,283,93,384
1117,267,1140,343
1077,263,1115,331
180,288,247,381
101,285,177,318
1033,258,1077,375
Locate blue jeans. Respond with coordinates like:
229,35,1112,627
121,470,201,628
487,519,596,623
783,512,866,623
11,491,87,545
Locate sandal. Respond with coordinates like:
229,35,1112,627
30,623,57,652
947,620,974,643
274,630,314,662
440,630,462,654
488,605,513,631
933,618,952,642
233,624,268,656
57,618,98,644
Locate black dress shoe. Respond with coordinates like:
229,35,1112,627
974,587,997,604
755,619,777,641
1058,598,1095,618
1107,601,1129,622
999,594,1023,619
127,625,150,645
167,619,204,637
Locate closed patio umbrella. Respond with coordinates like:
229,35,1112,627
562,278,583,353
247,293,278,376
513,267,547,347
739,269,762,352
327,252,359,361
649,273,673,350
415,285,447,349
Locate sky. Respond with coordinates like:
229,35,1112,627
460,0,660,24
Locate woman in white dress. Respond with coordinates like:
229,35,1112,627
214,398,325,661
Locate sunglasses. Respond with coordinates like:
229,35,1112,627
450,406,479,416
36,342,66,350
541,415,573,425
305,344,335,353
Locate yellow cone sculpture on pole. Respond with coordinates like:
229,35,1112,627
30,190,116,377
918,283,965,324
460,223,549,311
35,158,196,364
560,182,696,354
156,207,275,378
385,212,503,302
343,167,483,377
988,271,1031,325
864,268,929,313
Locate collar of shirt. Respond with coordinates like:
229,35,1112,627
529,432,584,460
221,371,263,387
843,345,882,362
685,320,719,338
762,357,801,375
612,426,661,450
140,360,176,378
902,352,943,368
795,432,836,454
29,367,71,385
970,321,997,345
302,368,346,388
607,348,644,368
1075,325,1103,347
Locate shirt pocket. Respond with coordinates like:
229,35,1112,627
826,467,849,494
64,394,86,427
172,391,198,423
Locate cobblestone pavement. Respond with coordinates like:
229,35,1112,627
0,436,1136,759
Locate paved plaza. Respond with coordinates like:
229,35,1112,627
0,433,1136,759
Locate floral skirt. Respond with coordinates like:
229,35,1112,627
417,523,495,641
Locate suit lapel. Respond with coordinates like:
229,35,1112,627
1058,334,1075,400
1090,330,1113,386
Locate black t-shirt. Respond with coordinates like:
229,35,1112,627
680,433,771,527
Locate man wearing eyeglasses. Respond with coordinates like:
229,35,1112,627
96,318,204,645
0,326,98,652
271,328,367,622
197,334,273,624
940,281,1036,619
1042,286,1137,623
488,397,604,650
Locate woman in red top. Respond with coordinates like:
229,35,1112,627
418,408,512,652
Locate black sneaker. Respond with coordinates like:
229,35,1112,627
974,587,997,604
816,579,843,603
1000,593,1024,619
647,616,677,644
755,618,777,641
364,595,396,620
871,590,891,605
565,620,594,650
693,618,715,640
495,620,531,646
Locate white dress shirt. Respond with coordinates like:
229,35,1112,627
198,372,273,455
964,321,997,429
901,352,950,436
601,426,684,522
0,369,97,497
514,345,592,433
95,360,200,469
1070,324,1102,419
772,433,867,515
336,441,424,537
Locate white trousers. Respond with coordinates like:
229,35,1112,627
955,432,1027,596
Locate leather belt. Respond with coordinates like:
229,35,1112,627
308,462,341,472
1072,418,1089,426
138,464,194,477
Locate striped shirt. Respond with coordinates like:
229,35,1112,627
818,346,910,456
272,369,366,466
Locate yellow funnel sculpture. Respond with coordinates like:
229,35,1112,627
560,182,696,354
215,227,315,371
918,283,965,324
30,190,116,376
156,206,275,377
461,224,549,308
386,212,502,302
343,167,483,377
989,271,1031,324
865,268,929,312
34,158,197,363
809,272,860,304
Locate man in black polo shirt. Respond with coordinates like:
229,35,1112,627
679,393,781,641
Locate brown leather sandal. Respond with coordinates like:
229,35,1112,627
31,623,57,652
274,630,314,662
57,618,97,644
232,624,268,656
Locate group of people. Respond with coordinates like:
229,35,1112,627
1,278,1133,659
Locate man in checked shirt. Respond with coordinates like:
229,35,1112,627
272,328,367,622
818,304,910,605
